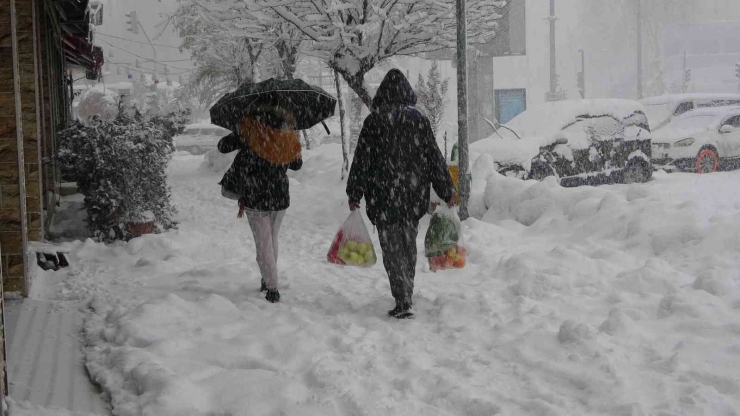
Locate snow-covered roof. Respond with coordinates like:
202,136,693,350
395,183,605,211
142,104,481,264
640,93,740,105
503,99,645,140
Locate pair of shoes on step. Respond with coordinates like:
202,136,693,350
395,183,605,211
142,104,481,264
388,300,413,319
261,280,280,303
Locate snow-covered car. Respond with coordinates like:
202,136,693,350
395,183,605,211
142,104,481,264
470,99,653,187
651,106,740,174
640,93,740,132
174,124,231,155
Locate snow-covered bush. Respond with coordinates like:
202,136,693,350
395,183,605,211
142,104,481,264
57,99,187,242
78,90,118,121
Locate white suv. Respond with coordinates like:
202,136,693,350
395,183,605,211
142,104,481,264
651,106,740,173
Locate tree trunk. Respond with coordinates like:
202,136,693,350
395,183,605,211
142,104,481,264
349,93,363,153
333,68,373,109
251,64,260,83
334,71,350,179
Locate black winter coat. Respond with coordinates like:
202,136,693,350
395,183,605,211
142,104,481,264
218,133,302,212
346,69,455,226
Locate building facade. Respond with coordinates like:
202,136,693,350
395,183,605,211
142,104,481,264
0,0,102,298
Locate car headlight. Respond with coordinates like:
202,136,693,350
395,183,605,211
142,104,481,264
674,138,695,148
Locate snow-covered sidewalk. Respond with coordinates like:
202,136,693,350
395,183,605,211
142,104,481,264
27,145,740,415
4,298,110,415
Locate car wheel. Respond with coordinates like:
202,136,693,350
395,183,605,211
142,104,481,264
696,148,718,174
623,159,650,184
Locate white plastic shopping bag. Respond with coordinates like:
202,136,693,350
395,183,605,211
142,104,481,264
327,211,377,267
424,205,466,271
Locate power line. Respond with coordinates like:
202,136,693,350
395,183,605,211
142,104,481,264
113,62,193,76
108,57,194,64
96,32,183,49
97,39,194,72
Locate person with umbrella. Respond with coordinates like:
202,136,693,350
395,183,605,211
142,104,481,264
346,69,455,319
211,79,336,303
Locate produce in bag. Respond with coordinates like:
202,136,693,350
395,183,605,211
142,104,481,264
327,211,377,267
424,206,466,271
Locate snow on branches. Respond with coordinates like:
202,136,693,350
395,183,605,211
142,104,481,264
172,0,305,107
262,0,506,107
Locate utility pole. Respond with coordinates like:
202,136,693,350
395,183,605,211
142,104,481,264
456,0,470,220
549,0,557,95
637,0,643,99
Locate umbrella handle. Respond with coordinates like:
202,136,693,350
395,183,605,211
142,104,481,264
322,121,331,135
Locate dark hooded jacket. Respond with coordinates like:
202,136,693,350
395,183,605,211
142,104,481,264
218,133,302,212
346,69,455,225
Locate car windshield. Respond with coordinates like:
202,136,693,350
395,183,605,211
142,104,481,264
664,114,719,130
696,100,740,108
643,103,674,129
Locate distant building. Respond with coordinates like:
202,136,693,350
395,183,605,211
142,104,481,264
664,21,740,94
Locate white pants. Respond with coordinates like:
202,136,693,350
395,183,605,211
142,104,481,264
245,209,286,290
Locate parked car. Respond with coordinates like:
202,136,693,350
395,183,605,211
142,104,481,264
470,99,653,187
174,124,231,155
651,106,740,174
640,93,740,132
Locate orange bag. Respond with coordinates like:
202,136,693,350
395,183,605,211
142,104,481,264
239,116,301,165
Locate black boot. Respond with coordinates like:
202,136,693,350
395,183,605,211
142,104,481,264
260,279,267,292
388,300,413,319
265,289,280,303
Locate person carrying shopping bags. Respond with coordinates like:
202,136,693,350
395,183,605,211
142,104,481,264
346,69,456,319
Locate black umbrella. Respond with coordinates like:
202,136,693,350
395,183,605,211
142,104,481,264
210,78,337,132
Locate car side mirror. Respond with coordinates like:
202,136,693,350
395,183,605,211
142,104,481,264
720,125,735,134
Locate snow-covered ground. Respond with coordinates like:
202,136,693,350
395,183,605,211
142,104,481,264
19,144,740,415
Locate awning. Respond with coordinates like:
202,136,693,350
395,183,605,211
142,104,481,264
58,0,104,73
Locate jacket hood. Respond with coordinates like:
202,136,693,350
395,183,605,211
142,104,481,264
372,69,417,109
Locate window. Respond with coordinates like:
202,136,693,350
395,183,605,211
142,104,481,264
697,100,740,108
674,102,694,116
495,89,526,125
724,115,740,128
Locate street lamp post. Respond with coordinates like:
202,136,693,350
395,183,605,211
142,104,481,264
456,0,470,220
